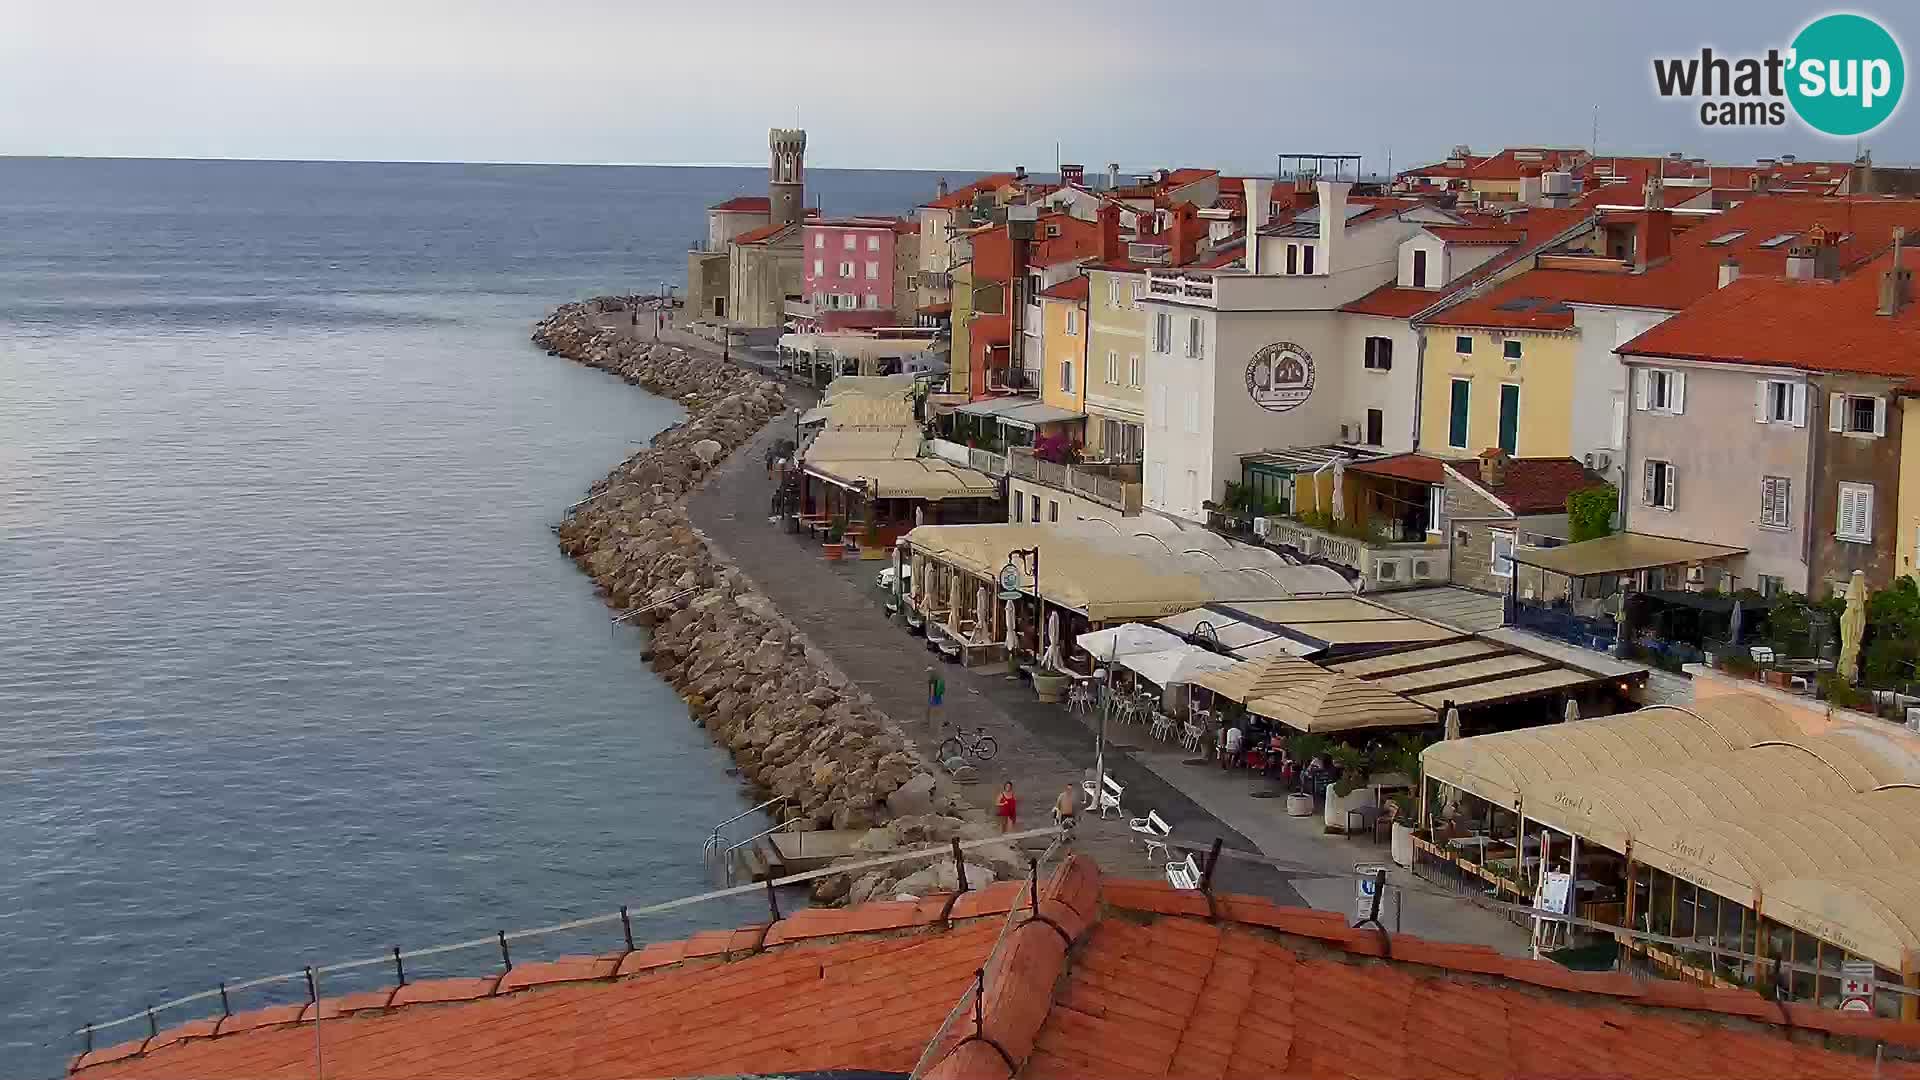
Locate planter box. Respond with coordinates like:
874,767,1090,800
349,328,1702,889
1285,793,1316,817
822,543,843,561
1391,822,1415,867
1032,672,1070,703
1324,784,1377,832
858,545,887,561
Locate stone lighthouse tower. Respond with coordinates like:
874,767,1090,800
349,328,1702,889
768,128,807,228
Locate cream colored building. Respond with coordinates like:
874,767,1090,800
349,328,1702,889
1084,266,1148,462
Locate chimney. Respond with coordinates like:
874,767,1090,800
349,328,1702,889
936,177,949,201
1316,180,1350,276
1243,177,1275,275
1786,245,1815,280
1855,150,1875,195
1719,256,1741,289
1013,165,1027,184
1479,448,1509,487
1170,204,1199,267
1061,163,1085,187
1789,226,1842,281
1098,203,1122,264
1878,227,1912,316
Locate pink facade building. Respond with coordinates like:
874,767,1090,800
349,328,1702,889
800,217,917,329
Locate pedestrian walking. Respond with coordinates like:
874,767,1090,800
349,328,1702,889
995,781,1017,833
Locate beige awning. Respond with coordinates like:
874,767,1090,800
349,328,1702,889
1246,672,1436,734
821,373,918,401
820,396,916,429
1510,532,1745,577
1189,654,1326,703
804,428,923,462
805,459,997,501
1758,870,1920,971
1420,698,1803,811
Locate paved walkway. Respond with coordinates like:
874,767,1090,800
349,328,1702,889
609,314,1544,945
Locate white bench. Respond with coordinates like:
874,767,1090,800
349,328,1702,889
1166,853,1201,890
1082,773,1124,818
1128,810,1173,861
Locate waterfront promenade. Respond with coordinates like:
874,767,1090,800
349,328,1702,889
600,314,1527,951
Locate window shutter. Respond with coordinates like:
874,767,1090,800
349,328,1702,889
1633,368,1649,410
1666,464,1677,507
1643,460,1656,505
1755,381,1769,423
1874,397,1888,436
1861,487,1874,535
1670,372,1686,414
1830,392,1846,432
1792,384,1808,428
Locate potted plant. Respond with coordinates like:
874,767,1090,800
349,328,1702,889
1031,666,1071,703
1388,791,1418,866
1283,733,1329,817
1323,744,1376,833
858,521,887,560
822,516,846,560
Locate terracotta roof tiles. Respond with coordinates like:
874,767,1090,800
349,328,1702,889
68,858,1920,1080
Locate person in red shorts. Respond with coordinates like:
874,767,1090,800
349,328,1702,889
995,781,1017,833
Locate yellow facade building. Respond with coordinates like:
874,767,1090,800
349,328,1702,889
1083,267,1148,461
1900,397,1920,581
1416,324,1581,459
1037,277,1089,420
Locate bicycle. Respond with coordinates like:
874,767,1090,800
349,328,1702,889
938,725,998,763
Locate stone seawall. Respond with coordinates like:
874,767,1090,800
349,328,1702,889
534,298,950,842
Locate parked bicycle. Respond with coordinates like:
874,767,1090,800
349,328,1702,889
938,725,998,763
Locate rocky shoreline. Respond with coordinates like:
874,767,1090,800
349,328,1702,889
535,299,1005,902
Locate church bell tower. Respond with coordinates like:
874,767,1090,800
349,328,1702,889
769,128,807,228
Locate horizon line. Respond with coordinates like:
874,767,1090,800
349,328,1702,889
0,152,1004,173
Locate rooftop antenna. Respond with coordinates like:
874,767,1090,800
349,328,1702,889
1591,105,1599,156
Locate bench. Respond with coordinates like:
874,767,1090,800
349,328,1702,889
1166,853,1201,890
1082,773,1124,819
1750,645,1776,665
1128,810,1173,861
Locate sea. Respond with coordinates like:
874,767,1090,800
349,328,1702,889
0,156,954,1078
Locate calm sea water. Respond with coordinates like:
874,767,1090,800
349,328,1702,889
0,157,951,1077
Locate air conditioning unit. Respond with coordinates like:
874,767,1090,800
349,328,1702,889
1376,560,1400,582
1412,559,1435,581
1592,451,1612,471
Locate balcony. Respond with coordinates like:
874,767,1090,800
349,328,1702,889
929,438,1007,478
1241,516,1448,591
919,270,953,291
1007,448,1143,514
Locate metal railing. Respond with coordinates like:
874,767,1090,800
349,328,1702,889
720,817,806,886
1006,448,1143,512
700,795,789,873
72,828,1064,1053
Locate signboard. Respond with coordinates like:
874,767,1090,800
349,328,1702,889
1353,863,1391,923
1538,872,1573,916
1246,342,1315,413
1840,958,1876,1013
997,563,1025,600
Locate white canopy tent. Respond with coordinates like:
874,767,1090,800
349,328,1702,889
1076,623,1185,662
1120,646,1239,688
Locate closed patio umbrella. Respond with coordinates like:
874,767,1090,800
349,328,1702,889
1043,610,1062,672
1728,598,1745,646
975,585,990,643
1839,569,1867,684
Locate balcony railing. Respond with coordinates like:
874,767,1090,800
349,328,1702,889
1252,517,1448,591
1008,448,1143,513
929,439,1007,478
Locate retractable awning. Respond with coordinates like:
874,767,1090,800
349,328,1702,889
1510,533,1745,577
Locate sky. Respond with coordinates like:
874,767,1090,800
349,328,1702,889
1,0,1914,173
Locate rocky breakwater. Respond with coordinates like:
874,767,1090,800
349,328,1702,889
536,299,978,889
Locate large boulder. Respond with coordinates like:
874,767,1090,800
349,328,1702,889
885,773,938,819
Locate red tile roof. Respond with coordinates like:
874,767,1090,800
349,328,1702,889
709,195,771,212
1619,248,1920,377
1427,196,1920,328
1340,284,1447,318
1350,453,1449,485
731,221,796,246
1038,276,1089,301
1424,225,1528,245
924,173,1019,210
70,857,1920,1080
1450,453,1605,515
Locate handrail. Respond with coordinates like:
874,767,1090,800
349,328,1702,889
612,588,698,626
73,827,1064,1044
701,795,788,856
720,817,805,885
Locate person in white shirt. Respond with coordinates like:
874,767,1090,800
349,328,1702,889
1222,724,1244,768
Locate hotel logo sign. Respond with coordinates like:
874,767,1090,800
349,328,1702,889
1651,12,1904,136
1246,342,1314,413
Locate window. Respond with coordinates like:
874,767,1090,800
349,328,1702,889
1491,531,1515,578
1286,245,1298,275
1060,360,1074,393
1031,494,1041,521
1130,280,1144,307
1184,391,1200,434
1014,492,1024,521
838,261,855,277
1832,394,1886,436
1302,245,1315,274
866,235,880,252
1758,573,1786,598
1150,385,1167,428
1427,484,1445,535
1643,459,1676,509
1636,368,1685,414
843,234,856,250
1152,313,1172,352
1837,482,1874,542
1760,475,1791,529
864,260,879,280
1048,500,1059,522
1106,349,1119,384
1758,379,1806,425
863,293,880,309
1128,353,1142,388
1065,308,1079,336
1186,317,1205,359
1448,378,1470,449
814,234,824,249
1363,336,1393,371
1503,339,1523,361
1497,384,1520,454
812,259,823,277
1456,335,1473,355
1412,248,1428,288
1366,408,1384,447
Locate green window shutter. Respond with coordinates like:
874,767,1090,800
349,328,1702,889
1449,380,1471,448
1498,384,1520,455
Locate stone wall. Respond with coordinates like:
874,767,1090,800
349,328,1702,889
535,298,950,841
1443,473,1511,595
